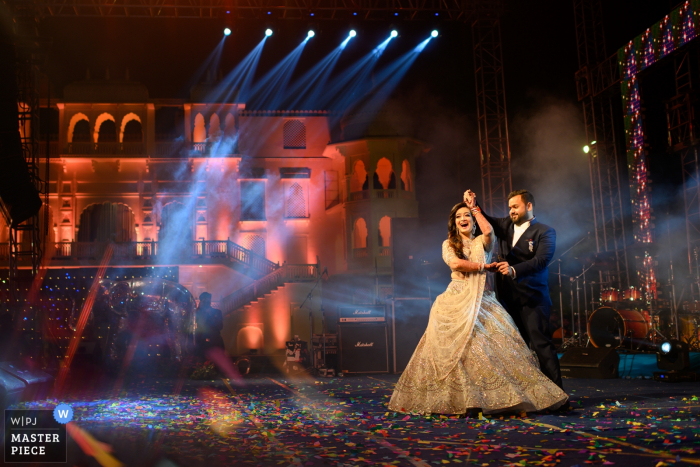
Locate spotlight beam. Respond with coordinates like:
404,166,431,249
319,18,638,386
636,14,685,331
246,39,309,109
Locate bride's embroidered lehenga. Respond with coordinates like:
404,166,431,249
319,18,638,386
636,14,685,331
388,236,567,415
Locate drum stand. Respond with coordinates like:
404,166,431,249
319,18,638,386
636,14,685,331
571,263,596,346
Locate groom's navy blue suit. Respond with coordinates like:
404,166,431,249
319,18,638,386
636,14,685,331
480,211,563,389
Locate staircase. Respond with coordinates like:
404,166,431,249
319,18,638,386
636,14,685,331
221,263,320,315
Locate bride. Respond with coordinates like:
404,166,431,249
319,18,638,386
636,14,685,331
388,193,567,415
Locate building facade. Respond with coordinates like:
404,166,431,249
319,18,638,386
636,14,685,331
0,76,427,357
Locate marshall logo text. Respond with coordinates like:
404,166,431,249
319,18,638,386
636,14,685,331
355,342,374,347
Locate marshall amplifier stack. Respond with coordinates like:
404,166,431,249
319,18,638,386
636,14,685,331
337,305,389,374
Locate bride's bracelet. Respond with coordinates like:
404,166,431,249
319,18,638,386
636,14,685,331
478,262,484,273
470,206,481,215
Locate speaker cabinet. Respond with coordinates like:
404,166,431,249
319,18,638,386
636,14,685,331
0,362,54,411
392,298,431,373
339,324,389,374
559,347,619,379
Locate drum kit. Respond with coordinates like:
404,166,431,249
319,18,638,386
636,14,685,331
556,255,700,351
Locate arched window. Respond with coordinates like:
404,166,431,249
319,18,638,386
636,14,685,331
353,218,368,249
224,113,236,139
351,160,368,192
209,114,222,142
241,234,266,257
68,113,90,143
72,120,91,143
94,113,116,142
120,113,143,142
193,113,206,143
283,120,306,149
401,159,413,192
77,202,135,242
286,183,307,218
375,158,395,190
378,216,391,247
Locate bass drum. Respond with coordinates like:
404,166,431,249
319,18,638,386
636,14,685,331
588,306,649,348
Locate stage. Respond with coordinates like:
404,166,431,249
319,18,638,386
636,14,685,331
12,369,700,466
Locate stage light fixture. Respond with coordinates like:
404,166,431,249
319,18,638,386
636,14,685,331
265,29,273,37
224,28,232,36
431,30,439,38
349,30,357,37
391,30,398,38
654,339,698,382
660,341,672,354
591,140,597,145
308,30,315,38
583,145,590,154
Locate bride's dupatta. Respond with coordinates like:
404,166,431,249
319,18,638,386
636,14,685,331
425,235,488,381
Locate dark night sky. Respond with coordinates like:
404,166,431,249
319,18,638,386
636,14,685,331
37,1,676,112
34,0,689,268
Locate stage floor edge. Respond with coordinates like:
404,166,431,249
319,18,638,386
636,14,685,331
557,350,700,378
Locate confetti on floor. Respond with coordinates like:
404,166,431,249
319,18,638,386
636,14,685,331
14,369,700,467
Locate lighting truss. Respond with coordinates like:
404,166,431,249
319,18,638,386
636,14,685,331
36,0,490,21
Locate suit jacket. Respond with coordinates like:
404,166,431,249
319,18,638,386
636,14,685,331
481,212,556,308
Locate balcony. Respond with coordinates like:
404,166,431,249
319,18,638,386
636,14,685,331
1,240,279,279
65,142,145,155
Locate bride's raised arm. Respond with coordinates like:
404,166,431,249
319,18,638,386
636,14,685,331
464,190,494,251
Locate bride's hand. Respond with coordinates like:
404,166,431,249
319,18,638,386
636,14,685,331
463,190,476,208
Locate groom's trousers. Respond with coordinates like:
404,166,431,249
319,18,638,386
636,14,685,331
505,301,563,390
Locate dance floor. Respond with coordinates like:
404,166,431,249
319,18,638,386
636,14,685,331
14,369,700,467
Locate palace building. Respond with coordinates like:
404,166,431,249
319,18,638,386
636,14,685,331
0,74,427,358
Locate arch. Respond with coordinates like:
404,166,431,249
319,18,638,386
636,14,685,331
352,218,368,249
375,158,395,190
236,325,264,355
67,113,90,143
94,113,116,143
208,114,222,142
224,113,236,139
378,215,391,247
119,112,142,142
401,159,413,192
241,234,265,257
350,160,368,192
285,183,306,218
77,202,135,242
122,120,143,143
72,120,91,143
193,113,206,143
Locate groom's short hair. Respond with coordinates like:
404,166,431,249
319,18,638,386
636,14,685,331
508,189,535,208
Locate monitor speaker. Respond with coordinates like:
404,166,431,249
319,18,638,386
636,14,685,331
392,298,431,373
559,347,619,379
339,324,389,374
0,361,53,410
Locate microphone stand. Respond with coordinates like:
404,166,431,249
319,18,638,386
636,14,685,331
551,232,590,348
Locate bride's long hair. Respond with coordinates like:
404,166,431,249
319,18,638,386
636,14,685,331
447,202,481,259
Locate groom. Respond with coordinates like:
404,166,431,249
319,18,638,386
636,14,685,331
468,189,563,391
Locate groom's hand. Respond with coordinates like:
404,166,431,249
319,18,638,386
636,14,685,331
495,261,514,277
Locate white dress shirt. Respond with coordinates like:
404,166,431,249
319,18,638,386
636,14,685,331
509,217,534,278
512,218,533,247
